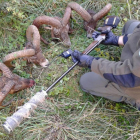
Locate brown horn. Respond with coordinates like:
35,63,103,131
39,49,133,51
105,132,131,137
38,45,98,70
0,80,15,106
3,49,35,67
62,6,72,26
68,2,91,22
33,16,62,45
92,3,112,22
26,25,41,51
0,62,13,78
33,15,62,29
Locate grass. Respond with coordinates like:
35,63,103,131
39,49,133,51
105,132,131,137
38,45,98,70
0,0,140,139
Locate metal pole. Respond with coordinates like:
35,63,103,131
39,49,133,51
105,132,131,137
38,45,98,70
46,37,104,92
3,36,105,134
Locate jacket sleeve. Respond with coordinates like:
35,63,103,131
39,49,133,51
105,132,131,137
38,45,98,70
123,34,128,44
91,48,140,87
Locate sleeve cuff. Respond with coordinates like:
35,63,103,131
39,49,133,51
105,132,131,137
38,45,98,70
123,34,128,45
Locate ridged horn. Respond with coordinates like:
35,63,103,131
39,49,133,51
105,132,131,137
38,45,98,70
92,3,112,22
62,6,72,26
0,62,13,78
3,49,35,67
33,16,62,45
33,15,62,29
0,80,15,106
26,25,41,51
68,2,91,22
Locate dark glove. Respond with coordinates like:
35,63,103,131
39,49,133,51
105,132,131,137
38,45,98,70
92,31,101,39
71,50,94,68
92,30,119,46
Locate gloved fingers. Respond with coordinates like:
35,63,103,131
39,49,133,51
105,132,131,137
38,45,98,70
101,30,114,37
71,50,82,58
71,50,82,63
71,55,78,63
97,26,112,34
101,30,109,34
101,40,108,45
92,31,101,39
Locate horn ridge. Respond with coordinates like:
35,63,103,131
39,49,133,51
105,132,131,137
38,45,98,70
3,49,35,67
0,62,13,78
68,2,91,22
92,3,112,21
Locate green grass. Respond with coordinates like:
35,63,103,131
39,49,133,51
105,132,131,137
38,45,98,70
1,0,140,139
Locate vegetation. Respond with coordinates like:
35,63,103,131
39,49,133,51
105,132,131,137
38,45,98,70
0,0,140,139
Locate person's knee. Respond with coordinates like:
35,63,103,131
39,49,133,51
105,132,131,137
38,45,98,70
135,100,140,111
122,19,140,35
80,72,108,92
80,73,89,92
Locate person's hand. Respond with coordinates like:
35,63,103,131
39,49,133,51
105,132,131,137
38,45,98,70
92,31,101,39
71,50,94,68
92,30,119,46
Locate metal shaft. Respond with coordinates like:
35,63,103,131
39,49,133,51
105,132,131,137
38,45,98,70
46,36,104,93
3,35,105,134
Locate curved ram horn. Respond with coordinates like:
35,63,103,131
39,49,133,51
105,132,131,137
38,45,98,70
68,2,91,22
33,15,62,29
92,3,112,21
26,25,49,67
26,25,41,52
62,6,72,27
0,62,13,78
33,15,62,45
3,49,35,67
0,80,15,107
53,16,72,47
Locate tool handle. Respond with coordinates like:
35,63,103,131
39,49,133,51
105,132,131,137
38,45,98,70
82,25,114,55
83,34,106,55
2,36,105,134
82,40,99,54
3,16,120,134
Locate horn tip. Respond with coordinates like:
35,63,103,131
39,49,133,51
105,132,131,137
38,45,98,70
40,59,49,67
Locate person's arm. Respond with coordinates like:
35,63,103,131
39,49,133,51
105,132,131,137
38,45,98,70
71,49,140,88
90,48,140,88
92,31,128,46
